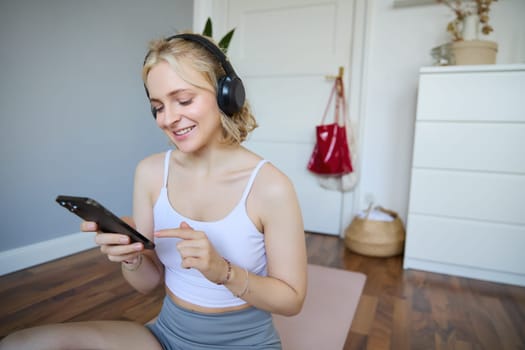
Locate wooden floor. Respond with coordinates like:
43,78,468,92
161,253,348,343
1,232,524,349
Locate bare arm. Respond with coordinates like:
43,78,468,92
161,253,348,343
227,164,307,316
123,155,165,293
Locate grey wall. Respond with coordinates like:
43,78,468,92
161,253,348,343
0,0,193,251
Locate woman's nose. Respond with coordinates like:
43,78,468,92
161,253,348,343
159,105,181,126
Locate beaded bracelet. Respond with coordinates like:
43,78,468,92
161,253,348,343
216,258,232,285
235,268,249,298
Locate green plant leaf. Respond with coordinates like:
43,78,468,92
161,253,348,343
202,17,212,37
218,28,235,53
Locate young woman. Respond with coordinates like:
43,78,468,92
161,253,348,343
0,33,307,350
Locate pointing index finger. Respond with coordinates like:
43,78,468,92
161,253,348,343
155,227,195,240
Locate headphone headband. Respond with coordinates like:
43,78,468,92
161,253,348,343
167,34,237,77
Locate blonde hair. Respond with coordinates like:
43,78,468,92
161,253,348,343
142,34,258,145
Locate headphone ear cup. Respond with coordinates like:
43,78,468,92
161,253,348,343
217,75,246,117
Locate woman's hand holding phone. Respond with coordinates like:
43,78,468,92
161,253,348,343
81,217,144,264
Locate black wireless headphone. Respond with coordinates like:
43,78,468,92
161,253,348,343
145,33,246,118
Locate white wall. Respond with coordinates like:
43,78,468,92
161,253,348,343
357,0,525,223
0,0,193,274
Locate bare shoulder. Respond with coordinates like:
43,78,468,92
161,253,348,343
135,152,167,179
252,162,298,206
133,151,170,198
133,152,169,219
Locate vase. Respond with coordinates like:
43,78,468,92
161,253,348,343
451,40,498,65
462,14,479,41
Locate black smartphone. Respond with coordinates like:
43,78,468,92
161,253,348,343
55,195,155,249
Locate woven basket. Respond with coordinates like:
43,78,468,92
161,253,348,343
344,206,405,257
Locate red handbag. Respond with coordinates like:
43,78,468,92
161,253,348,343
307,77,353,175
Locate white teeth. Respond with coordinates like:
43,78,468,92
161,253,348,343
175,126,193,136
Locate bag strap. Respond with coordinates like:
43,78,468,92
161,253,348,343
337,77,348,125
320,77,347,126
320,79,338,125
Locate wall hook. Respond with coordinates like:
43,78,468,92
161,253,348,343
325,66,345,80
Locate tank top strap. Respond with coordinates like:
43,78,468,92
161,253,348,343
162,149,173,188
240,160,269,203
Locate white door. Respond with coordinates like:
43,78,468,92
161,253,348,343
196,0,357,235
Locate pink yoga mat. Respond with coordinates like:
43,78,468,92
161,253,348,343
273,264,366,350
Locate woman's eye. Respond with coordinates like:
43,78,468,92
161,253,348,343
179,99,193,106
151,105,164,114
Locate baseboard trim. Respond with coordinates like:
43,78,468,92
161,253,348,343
0,232,97,276
403,257,525,287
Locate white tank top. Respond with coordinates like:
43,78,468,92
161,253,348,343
153,150,269,308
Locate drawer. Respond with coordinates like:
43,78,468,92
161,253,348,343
412,122,525,173
417,69,525,122
408,169,525,224
405,214,525,274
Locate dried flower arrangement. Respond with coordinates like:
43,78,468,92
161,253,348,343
437,0,498,41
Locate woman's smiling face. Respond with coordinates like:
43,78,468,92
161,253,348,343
146,60,223,153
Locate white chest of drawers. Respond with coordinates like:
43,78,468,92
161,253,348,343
403,64,525,286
